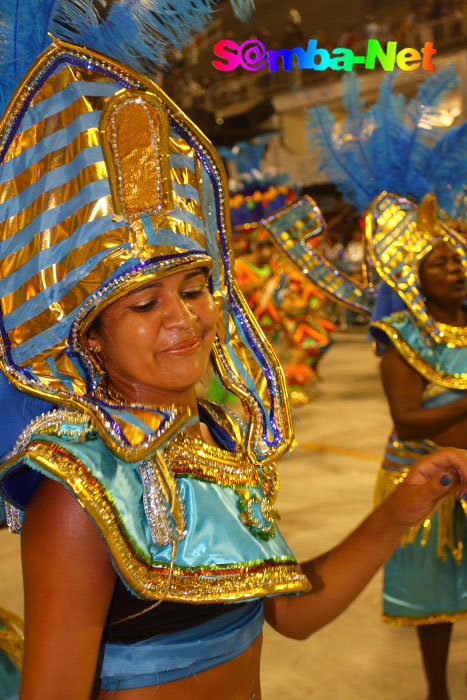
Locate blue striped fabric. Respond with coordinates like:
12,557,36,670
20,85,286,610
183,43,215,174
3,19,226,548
0,145,105,222
170,207,204,234
0,111,102,184
5,243,120,334
0,214,120,298
0,175,113,268
46,356,76,393
169,153,196,172
171,182,200,203
140,216,203,251
0,173,111,260
6,240,132,343
377,216,411,250
11,250,137,364
18,79,121,134
201,168,221,289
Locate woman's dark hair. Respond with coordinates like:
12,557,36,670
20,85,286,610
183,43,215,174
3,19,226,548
88,312,104,337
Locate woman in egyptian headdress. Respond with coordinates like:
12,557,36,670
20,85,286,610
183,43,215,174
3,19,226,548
0,5,466,700
263,69,467,700
370,194,467,700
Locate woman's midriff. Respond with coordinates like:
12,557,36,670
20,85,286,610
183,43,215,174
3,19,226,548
96,633,263,700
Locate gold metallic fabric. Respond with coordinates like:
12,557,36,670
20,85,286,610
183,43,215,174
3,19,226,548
383,609,467,626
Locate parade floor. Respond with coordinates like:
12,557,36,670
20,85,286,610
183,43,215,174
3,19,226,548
1,333,466,699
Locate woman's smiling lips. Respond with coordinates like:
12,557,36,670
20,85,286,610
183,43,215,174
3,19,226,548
158,336,203,356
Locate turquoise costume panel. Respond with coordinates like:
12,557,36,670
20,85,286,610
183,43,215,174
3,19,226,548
0,403,310,603
373,312,467,625
372,309,467,389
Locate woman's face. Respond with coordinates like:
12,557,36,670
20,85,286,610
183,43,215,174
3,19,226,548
419,241,466,307
87,267,218,404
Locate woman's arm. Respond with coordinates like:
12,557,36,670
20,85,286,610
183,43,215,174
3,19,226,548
380,345,467,440
265,448,467,640
20,477,117,700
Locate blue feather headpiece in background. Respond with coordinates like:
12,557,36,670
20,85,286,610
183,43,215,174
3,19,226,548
307,66,467,221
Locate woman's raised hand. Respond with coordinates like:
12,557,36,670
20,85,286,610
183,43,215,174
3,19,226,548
383,447,467,529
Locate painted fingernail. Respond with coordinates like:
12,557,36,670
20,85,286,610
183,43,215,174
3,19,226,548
440,474,452,487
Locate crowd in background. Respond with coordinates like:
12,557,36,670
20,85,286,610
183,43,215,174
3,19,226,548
164,0,466,112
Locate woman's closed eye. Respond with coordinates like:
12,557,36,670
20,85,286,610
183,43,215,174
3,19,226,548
182,285,205,299
130,299,159,312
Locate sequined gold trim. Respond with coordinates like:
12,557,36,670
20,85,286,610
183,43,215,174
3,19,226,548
198,399,245,444
437,321,467,346
0,606,23,670
164,431,259,487
383,610,467,626
371,320,467,389
0,441,310,600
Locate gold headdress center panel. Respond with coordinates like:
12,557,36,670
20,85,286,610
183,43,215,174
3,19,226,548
100,90,174,221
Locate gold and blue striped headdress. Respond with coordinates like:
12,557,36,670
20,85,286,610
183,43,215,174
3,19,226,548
0,2,292,464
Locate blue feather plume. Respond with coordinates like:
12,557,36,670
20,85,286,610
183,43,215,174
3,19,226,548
218,134,273,175
340,73,378,184
0,0,56,112
400,63,458,196
307,65,464,218
365,72,405,192
0,0,255,112
429,121,467,215
307,104,374,212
